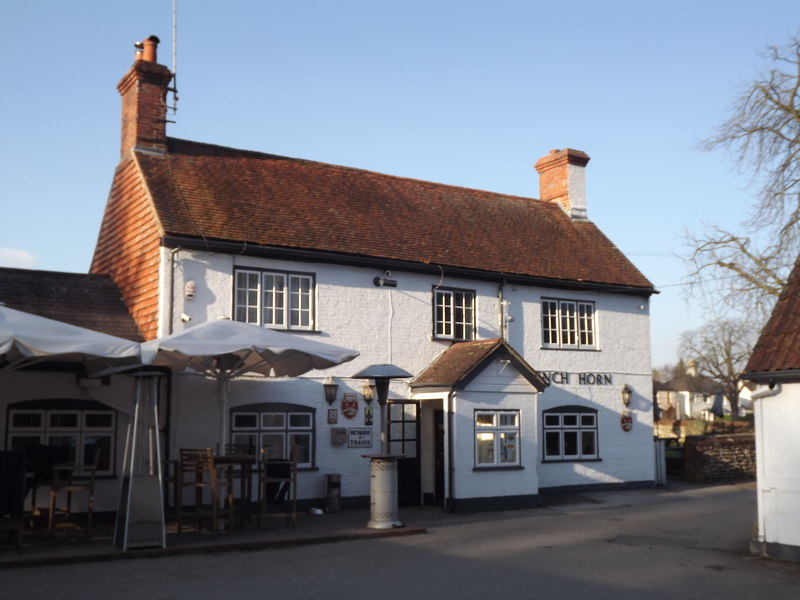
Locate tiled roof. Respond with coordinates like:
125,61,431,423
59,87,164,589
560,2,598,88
136,138,654,292
745,257,800,375
411,338,547,391
0,267,143,341
660,375,721,395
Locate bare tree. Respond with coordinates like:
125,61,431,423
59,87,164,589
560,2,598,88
678,319,756,421
685,32,800,318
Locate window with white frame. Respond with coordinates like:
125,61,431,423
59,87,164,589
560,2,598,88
434,287,475,341
234,269,314,331
6,400,116,476
542,406,598,461
541,298,596,349
230,403,315,468
474,410,520,467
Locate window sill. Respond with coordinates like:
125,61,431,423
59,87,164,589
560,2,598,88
264,327,321,335
472,465,524,472
540,346,600,352
542,458,603,463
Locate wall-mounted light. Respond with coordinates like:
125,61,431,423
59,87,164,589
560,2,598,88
323,376,339,405
373,270,397,288
621,384,633,408
184,280,196,299
362,383,375,404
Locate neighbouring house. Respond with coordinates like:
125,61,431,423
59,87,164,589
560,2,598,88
742,255,800,561
2,35,657,514
654,373,722,422
654,363,753,426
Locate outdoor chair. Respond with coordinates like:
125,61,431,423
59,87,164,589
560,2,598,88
26,443,71,522
257,446,297,529
0,451,26,553
176,448,234,537
47,450,99,544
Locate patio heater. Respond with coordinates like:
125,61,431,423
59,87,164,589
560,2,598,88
114,372,167,550
352,364,412,529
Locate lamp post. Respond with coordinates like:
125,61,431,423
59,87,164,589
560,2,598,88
352,364,412,529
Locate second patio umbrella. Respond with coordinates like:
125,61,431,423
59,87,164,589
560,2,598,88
140,319,359,446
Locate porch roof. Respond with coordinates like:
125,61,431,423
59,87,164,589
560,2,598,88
410,338,547,391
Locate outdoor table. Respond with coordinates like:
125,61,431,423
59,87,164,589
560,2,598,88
214,453,256,526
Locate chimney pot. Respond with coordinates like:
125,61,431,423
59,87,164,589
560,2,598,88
136,35,160,63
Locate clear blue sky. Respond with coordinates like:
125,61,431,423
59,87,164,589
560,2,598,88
1,1,797,366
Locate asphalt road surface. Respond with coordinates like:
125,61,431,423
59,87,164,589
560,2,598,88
3,481,799,599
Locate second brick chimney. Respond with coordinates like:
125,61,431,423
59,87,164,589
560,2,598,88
116,35,173,158
535,149,590,220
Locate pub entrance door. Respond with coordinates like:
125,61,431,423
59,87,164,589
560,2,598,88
387,400,421,506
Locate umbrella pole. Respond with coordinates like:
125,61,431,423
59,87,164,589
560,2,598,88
218,377,230,452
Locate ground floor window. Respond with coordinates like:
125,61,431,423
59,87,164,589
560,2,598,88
474,410,520,467
543,405,598,461
6,399,116,476
230,403,315,468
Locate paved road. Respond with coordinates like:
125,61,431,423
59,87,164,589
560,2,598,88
3,482,799,599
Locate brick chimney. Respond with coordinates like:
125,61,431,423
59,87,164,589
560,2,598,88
116,35,173,158
534,149,590,220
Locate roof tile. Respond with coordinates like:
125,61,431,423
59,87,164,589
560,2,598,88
746,256,800,374
0,267,143,341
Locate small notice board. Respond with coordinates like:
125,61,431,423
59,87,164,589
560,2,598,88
348,427,372,448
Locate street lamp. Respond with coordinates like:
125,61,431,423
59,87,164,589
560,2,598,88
352,364,412,529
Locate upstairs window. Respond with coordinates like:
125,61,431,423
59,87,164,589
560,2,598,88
434,288,475,341
542,298,596,349
235,269,314,331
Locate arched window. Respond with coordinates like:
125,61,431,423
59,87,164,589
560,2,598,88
230,403,315,468
6,399,117,476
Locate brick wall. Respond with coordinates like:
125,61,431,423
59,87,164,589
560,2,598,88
654,419,707,442
655,419,753,442
683,433,756,483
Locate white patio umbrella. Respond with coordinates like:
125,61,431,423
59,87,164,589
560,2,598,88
139,319,359,447
0,305,141,372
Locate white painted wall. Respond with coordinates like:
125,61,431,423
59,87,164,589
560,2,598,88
158,247,654,499
754,383,800,550
448,359,539,501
